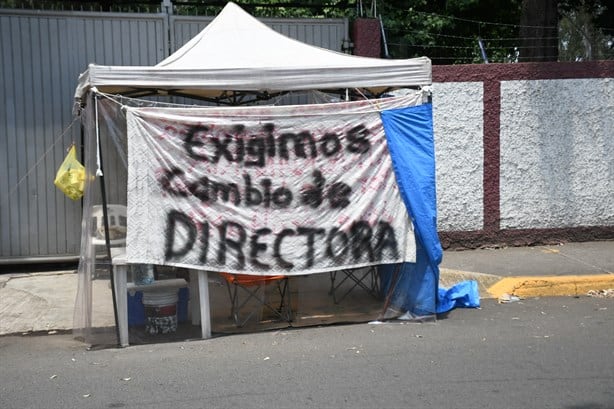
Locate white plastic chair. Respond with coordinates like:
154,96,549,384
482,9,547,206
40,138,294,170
91,204,127,247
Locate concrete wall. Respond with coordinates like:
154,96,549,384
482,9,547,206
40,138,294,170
433,62,614,248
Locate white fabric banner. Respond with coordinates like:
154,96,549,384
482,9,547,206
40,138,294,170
126,95,420,275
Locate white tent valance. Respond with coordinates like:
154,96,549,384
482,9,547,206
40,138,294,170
74,2,431,102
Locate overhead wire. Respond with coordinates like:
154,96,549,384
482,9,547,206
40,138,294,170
383,10,609,63
409,9,557,29
386,42,475,49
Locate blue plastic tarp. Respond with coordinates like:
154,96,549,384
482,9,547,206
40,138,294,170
379,103,442,316
437,280,480,313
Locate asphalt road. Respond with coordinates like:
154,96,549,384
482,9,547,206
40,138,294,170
1,297,613,409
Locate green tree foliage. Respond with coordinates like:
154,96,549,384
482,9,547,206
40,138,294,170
559,0,613,61
352,0,611,63
378,0,523,63
2,0,611,62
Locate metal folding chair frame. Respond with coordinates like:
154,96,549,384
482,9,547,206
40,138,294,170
222,274,292,328
329,266,381,304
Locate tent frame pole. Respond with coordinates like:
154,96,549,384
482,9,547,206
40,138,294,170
93,92,121,346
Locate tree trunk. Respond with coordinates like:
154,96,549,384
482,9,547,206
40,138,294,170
519,0,559,62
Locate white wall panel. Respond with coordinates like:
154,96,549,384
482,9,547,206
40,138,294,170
432,82,484,231
500,78,614,229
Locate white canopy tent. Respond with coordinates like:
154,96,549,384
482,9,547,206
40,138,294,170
74,1,431,105
73,2,437,346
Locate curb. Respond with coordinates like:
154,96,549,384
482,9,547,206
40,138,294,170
439,269,614,299
486,274,614,299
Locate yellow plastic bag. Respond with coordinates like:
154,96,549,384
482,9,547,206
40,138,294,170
54,145,86,201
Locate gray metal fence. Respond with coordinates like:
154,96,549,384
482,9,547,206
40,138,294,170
0,8,347,263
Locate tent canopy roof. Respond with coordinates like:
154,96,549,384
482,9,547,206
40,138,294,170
74,2,431,102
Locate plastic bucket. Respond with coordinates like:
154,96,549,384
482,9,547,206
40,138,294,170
142,290,178,335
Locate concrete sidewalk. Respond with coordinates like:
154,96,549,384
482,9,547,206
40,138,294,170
440,240,614,298
1,241,612,336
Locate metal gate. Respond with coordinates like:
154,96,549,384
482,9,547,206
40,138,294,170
0,7,348,263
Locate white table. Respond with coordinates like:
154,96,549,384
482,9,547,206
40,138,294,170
112,251,211,347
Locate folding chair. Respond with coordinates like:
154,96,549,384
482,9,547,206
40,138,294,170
219,273,292,328
329,266,381,304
